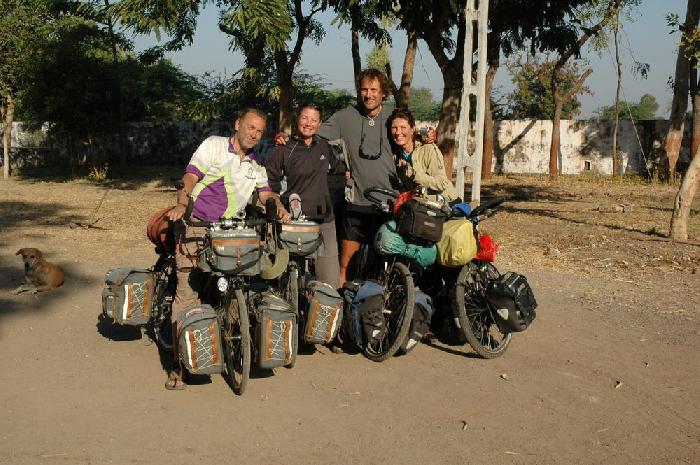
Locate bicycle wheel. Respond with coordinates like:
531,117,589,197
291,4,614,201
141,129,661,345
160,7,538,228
222,288,251,395
453,262,511,359
151,257,174,351
363,261,415,362
285,268,299,368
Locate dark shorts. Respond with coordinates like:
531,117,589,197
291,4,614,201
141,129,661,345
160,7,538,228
340,206,385,244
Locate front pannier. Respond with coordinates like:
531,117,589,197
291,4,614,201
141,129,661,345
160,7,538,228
279,220,322,256
176,305,224,375
399,291,435,354
342,280,385,348
303,281,343,344
102,268,155,325
254,292,297,369
395,198,447,243
205,228,261,275
486,272,537,333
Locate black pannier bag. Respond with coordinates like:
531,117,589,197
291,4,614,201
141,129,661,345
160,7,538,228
486,272,537,333
399,291,435,354
395,198,447,243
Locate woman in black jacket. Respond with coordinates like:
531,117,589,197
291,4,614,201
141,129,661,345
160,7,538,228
265,103,347,287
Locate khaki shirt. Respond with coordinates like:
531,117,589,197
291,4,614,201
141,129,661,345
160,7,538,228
396,141,460,202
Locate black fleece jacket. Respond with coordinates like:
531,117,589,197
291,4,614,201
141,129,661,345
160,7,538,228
265,135,346,222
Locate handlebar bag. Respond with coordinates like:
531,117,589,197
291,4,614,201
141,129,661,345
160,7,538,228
102,268,155,326
279,220,322,257
303,281,343,344
205,227,261,276
436,219,478,267
254,292,297,369
486,272,537,333
399,291,435,354
395,197,447,243
176,305,224,375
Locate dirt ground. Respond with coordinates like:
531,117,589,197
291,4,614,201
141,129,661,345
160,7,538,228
1,173,699,465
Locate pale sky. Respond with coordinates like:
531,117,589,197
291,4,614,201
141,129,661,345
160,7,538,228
134,0,688,118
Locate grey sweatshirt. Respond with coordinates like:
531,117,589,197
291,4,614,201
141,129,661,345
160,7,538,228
317,105,398,208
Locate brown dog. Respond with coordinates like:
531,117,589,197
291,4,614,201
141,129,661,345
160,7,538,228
12,248,65,294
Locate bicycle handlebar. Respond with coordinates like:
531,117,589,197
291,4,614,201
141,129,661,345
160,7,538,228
187,217,268,228
469,196,505,219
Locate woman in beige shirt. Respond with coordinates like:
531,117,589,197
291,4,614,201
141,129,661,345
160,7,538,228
387,108,460,202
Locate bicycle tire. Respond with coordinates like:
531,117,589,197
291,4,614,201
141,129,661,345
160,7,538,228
286,268,299,368
151,256,174,352
453,262,512,359
222,288,251,395
363,261,415,362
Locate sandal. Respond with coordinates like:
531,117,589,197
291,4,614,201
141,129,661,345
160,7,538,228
164,373,187,391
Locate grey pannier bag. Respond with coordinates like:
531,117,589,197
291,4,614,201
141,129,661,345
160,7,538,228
303,281,343,344
279,219,322,257
204,227,261,275
102,268,155,325
254,292,297,369
176,305,224,375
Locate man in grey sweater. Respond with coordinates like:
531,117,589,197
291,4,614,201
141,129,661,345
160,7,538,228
316,68,399,285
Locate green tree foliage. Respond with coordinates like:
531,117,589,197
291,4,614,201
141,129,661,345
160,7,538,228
506,59,591,120
408,87,440,121
366,44,390,70
594,93,660,120
0,0,67,177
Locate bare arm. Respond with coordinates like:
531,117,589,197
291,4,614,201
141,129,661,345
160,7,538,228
166,172,199,221
258,190,291,223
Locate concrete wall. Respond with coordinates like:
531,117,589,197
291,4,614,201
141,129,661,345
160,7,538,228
487,119,692,176
1,119,693,176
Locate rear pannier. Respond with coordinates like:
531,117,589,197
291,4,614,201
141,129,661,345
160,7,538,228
303,281,343,344
399,291,435,354
486,272,537,333
176,305,224,375
102,268,155,325
254,292,297,369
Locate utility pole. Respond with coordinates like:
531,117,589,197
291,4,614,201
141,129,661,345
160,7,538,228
454,0,489,204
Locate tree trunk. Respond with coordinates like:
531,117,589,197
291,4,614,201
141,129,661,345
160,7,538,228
2,93,14,179
481,29,502,180
350,4,362,105
612,9,622,176
669,144,700,241
394,29,417,108
691,69,699,160
277,73,294,133
664,0,700,178
549,81,563,181
422,7,465,181
481,65,498,179
240,36,267,106
104,0,127,174
546,0,619,181
437,70,463,179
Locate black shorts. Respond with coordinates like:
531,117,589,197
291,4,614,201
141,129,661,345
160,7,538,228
340,206,384,244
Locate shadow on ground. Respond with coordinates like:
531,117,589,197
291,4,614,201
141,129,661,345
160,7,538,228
0,200,85,233
501,204,668,237
0,258,98,324
16,166,183,191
